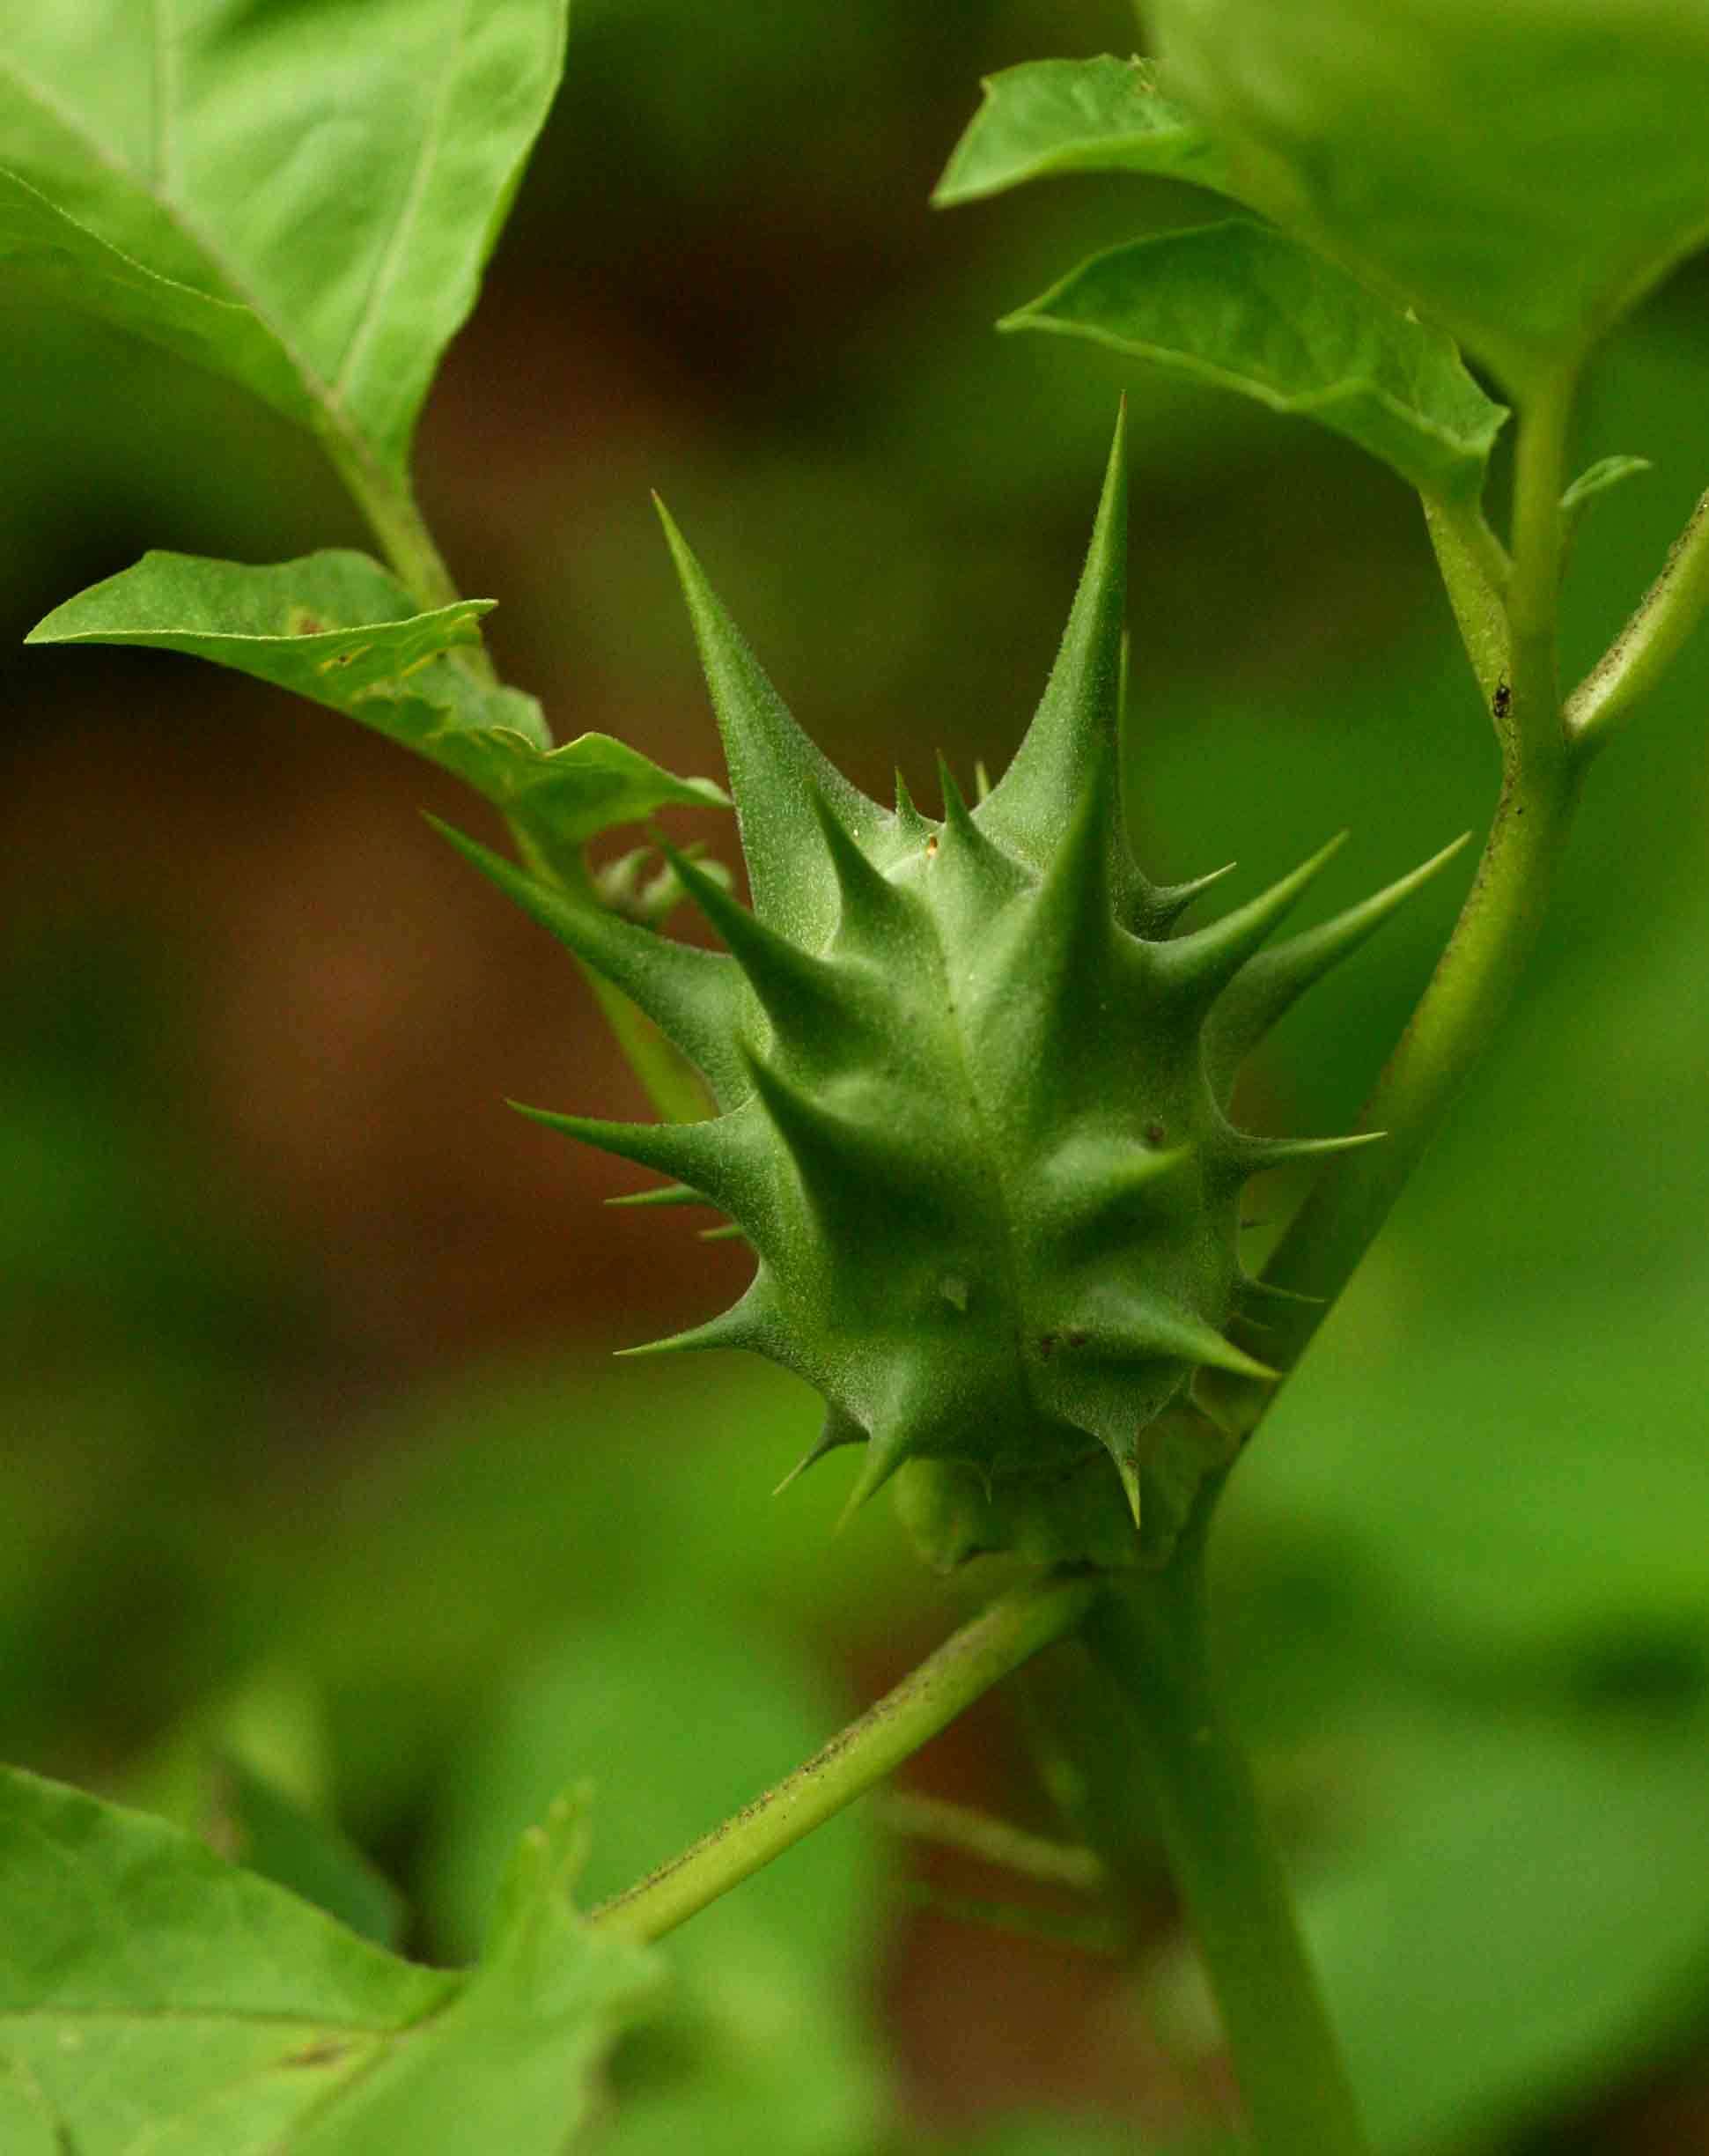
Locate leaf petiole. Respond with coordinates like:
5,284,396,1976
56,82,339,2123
1566,480,1709,756
587,1574,1101,1945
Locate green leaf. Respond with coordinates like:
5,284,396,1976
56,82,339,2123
1143,0,1709,389
0,166,297,410
122,1665,407,1950
26,550,728,851
1562,454,1654,518
0,0,568,478
933,56,1234,208
212,1757,408,1952
424,1611,890,2155
1312,1706,1709,2154
0,1765,656,2154
1003,221,1507,502
1561,454,1653,551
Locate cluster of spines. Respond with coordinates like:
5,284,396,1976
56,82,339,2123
438,412,1466,1535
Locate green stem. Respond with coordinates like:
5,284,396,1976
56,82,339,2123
1200,372,1584,1436
1567,479,1709,754
879,1791,1107,1893
589,1574,1101,1944
317,421,456,611
320,430,718,1124
1085,1509,1370,2156
1421,492,1511,710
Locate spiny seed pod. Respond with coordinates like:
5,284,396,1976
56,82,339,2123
444,417,1461,1568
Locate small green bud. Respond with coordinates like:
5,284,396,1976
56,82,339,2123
596,843,732,928
449,416,1457,1568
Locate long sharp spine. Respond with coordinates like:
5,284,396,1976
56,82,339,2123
894,769,931,841
741,1047,906,1205
1134,858,1238,936
620,1273,781,1359
1000,731,1122,1030
1158,832,1349,1007
1130,1304,1278,1384
432,817,745,1105
654,496,884,931
1224,1127,1388,1182
979,408,1128,871
774,1406,867,1496
514,1100,759,1219
807,783,908,941
836,1419,918,1527
657,837,851,1038
1203,832,1472,1098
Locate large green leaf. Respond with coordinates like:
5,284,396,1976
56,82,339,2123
1142,0,1709,390
1004,221,1506,502
1308,1705,1709,2155
0,167,295,409
424,1610,890,2156
0,1766,655,2153
26,550,728,849
933,56,1234,208
0,0,568,478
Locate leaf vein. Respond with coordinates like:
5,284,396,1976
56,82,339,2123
333,0,473,405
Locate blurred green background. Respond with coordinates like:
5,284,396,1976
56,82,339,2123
4,4,1709,2151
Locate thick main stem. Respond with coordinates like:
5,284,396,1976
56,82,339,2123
1202,372,1583,1431
589,1573,1101,1944
1086,1511,1370,2156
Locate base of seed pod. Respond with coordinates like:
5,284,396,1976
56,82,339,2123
894,1408,1236,1575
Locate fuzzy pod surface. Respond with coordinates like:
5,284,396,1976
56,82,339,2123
446,418,1458,1569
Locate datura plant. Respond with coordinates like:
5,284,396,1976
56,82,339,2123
443,420,1457,1576
8,4,1709,2154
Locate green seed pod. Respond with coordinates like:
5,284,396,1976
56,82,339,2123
445,417,1456,1569
1143,0,1709,388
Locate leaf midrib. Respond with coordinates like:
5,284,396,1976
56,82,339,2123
333,0,472,405
0,4,482,484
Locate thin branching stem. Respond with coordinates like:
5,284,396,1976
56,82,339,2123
1423,491,1511,709
588,1574,1101,1944
878,1790,1107,1893
1567,479,1709,754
